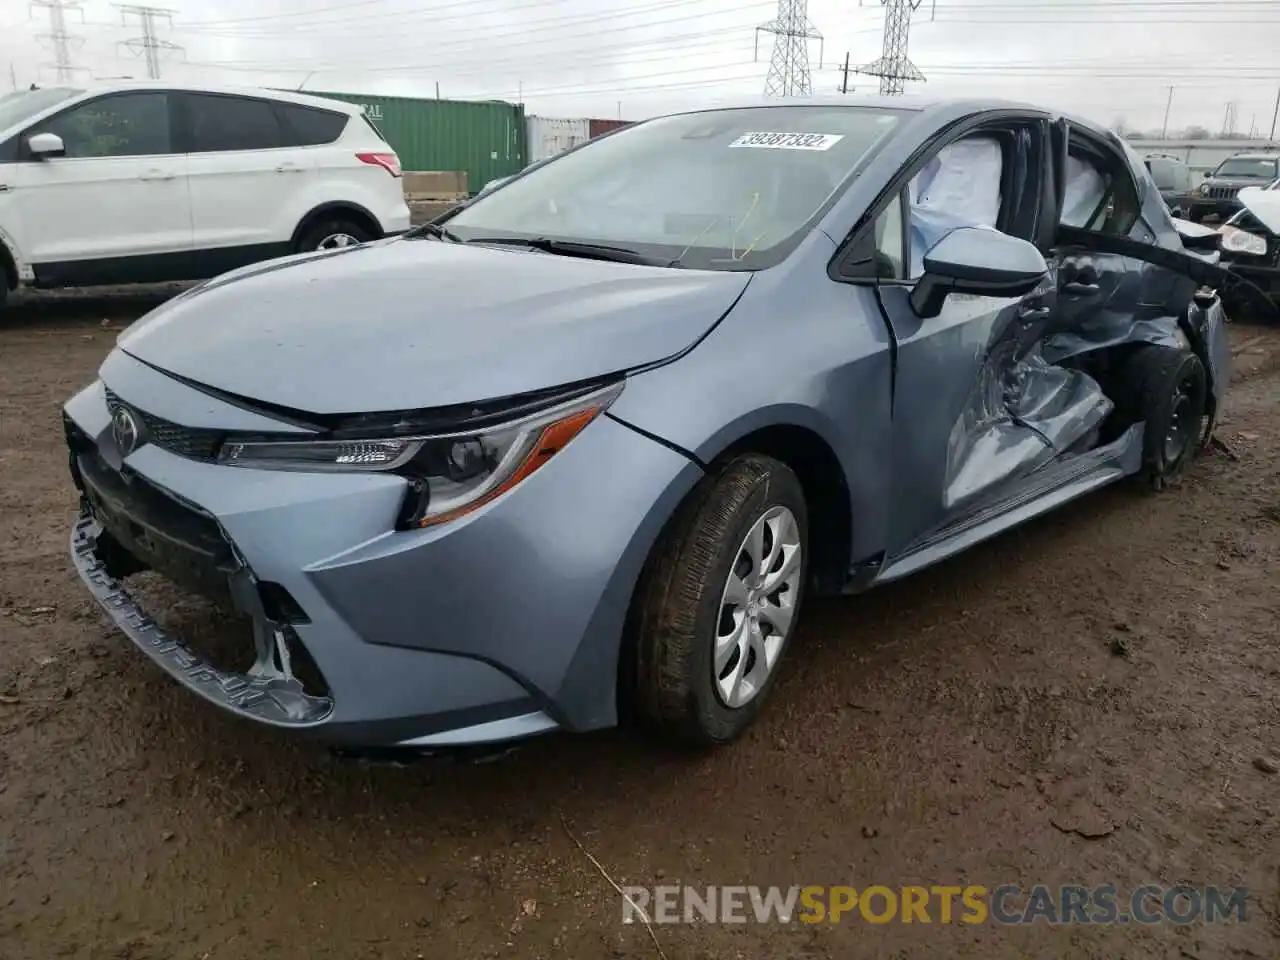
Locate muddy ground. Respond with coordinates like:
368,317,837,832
0,290,1278,960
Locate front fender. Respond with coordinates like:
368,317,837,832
607,267,895,564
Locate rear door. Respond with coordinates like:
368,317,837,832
1044,122,1148,339
13,90,191,276
179,92,312,257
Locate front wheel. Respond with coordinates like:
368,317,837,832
627,454,808,746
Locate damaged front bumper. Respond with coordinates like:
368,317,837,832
71,505,334,726
62,386,562,749
62,360,701,749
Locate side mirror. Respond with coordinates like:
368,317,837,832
909,227,1049,319
26,131,65,159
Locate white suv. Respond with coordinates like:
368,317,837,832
0,80,411,306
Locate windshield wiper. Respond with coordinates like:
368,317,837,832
404,222,464,242
466,236,675,267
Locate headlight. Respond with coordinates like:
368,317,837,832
1219,225,1268,256
219,380,624,527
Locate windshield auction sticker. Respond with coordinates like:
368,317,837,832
729,132,845,150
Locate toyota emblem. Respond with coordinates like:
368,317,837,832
111,406,142,456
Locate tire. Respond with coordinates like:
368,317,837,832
1112,345,1208,491
627,454,809,746
295,217,373,254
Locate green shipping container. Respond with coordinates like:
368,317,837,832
310,92,526,194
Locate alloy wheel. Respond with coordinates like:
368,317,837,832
713,505,803,709
317,233,361,250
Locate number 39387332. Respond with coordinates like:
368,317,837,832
729,132,845,151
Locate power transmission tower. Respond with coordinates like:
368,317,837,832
31,0,85,83
116,4,183,80
1221,101,1238,137
855,0,933,96
754,0,824,98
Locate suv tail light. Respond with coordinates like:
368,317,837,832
356,152,402,177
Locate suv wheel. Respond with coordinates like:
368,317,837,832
297,217,373,253
627,454,808,746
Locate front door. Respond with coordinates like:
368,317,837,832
868,121,1062,555
15,90,192,282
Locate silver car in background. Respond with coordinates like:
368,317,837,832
65,97,1247,751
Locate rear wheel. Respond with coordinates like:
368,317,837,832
296,217,373,254
627,454,808,746
1112,345,1207,491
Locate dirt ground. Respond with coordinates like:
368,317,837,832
1,289,1278,960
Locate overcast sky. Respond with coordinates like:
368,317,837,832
1,0,1278,136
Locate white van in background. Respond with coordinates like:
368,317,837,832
0,80,411,306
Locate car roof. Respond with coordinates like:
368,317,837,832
650,93,1038,116
43,79,363,115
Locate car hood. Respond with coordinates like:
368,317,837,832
1205,177,1273,190
118,238,752,415
1237,186,1280,234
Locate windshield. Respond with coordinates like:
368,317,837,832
445,105,908,270
0,87,82,132
1213,157,1278,179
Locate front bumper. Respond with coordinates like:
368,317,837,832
64,361,701,747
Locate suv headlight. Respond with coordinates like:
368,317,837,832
219,381,624,527
1219,225,1268,256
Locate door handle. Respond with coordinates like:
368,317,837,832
139,170,175,182
1061,281,1100,296
0,184,10,193
275,164,304,173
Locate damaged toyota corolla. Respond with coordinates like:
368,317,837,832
63,97,1265,751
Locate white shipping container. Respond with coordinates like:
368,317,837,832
526,116,591,165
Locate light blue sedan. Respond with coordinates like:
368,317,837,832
64,97,1249,751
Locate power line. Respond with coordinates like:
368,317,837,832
181,0,398,27
755,0,823,97
30,0,85,83
855,0,932,96
179,0,754,37
116,4,184,79
185,3,782,71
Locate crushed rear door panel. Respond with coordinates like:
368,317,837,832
1057,224,1277,320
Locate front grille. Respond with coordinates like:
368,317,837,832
104,387,223,461
1207,185,1239,200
